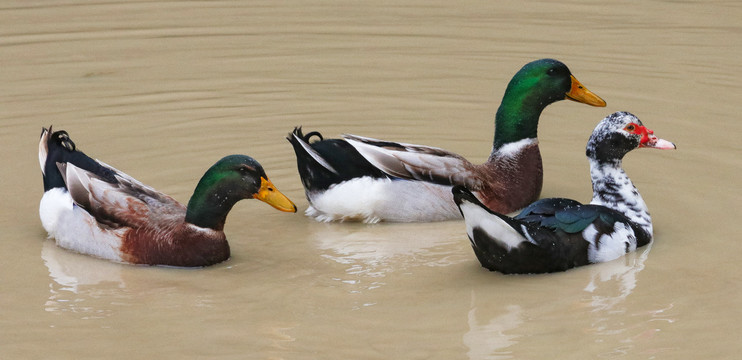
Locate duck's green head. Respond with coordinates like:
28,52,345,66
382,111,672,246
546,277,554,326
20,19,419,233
494,59,606,149
186,155,296,230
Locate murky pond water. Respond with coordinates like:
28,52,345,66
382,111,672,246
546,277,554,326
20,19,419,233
2,1,740,358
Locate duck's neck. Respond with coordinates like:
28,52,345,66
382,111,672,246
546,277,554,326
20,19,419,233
185,182,242,232
492,89,550,152
588,158,653,237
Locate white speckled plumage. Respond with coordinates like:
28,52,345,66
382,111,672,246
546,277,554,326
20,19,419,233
588,159,653,236
583,222,637,263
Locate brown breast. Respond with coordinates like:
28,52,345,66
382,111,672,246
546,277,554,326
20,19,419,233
120,224,230,267
474,143,543,213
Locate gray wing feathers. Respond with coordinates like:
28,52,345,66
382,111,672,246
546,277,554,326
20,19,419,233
58,161,184,228
343,134,482,189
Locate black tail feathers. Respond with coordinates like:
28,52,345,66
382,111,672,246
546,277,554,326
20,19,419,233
288,127,324,143
40,126,118,191
452,185,481,207
52,130,76,152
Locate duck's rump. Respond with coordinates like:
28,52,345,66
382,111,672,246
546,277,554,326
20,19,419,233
288,127,388,192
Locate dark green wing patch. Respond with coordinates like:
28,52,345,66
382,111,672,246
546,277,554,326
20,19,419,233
516,198,582,222
516,198,631,234
553,206,599,233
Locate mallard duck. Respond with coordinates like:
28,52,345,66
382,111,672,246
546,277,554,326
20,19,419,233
453,111,676,274
288,59,606,223
38,127,297,267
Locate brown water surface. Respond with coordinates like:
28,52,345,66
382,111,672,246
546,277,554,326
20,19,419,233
2,1,741,358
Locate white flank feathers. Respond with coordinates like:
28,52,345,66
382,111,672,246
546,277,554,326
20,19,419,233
40,188,125,262
39,188,73,235
582,222,637,263
458,200,527,251
306,176,460,223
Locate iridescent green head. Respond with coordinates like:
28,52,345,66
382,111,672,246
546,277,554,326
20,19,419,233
186,155,296,230
493,59,606,149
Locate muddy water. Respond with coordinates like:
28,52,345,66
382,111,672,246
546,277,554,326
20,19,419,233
2,1,741,358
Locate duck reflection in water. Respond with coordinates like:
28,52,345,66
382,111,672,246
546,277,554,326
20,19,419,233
41,241,216,317
463,246,676,359
42,240,125,318
310,222,468,281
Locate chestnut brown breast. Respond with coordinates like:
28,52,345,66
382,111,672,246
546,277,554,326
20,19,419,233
474,144,543,214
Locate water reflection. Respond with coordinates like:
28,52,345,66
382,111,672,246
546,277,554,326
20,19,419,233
41,240,126,318
582,244,652,313
464,297,522,360
464,244,677,359
310,221,468,280
41,241,222,316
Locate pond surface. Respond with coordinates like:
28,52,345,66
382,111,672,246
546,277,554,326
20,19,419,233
1,0,740,358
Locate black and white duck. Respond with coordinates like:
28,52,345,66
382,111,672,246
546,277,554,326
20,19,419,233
453,111,676,274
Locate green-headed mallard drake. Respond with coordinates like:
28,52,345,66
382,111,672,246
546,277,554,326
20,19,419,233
38,127,297,267
453,111,676,274
287,59,606,223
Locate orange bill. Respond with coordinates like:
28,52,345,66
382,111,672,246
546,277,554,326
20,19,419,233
565,75,606,107
253,177,297,213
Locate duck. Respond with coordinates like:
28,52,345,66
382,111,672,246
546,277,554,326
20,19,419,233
38,127,297,267
288,59,606,223
452,111,676,274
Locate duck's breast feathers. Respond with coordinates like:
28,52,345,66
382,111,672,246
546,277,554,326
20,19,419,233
62,161,185,230
120,223,228,267
288,127,388,191
343,134,482,189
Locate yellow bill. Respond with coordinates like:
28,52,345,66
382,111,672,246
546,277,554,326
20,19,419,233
253,177,297,213
565,75,606,107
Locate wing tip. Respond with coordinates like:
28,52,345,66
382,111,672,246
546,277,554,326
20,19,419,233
39,126,52,174
62,162,93,210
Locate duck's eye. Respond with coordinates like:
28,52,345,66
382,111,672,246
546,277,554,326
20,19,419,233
546,68,555,76
625,124,636,132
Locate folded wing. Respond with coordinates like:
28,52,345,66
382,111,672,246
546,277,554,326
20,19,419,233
59,161,185,230
343,134,482,189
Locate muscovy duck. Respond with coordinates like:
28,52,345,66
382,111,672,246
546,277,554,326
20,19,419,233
453,111,676,274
